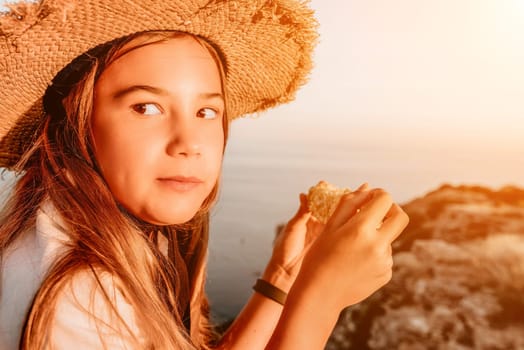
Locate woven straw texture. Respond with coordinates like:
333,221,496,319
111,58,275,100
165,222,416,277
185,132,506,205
0,0,318,169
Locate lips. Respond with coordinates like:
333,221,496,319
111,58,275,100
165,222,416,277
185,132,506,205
157,175,204,191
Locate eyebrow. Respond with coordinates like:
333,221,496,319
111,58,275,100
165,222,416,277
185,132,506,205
111,85,224,101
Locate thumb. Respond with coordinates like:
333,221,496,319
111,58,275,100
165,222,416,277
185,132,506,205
275,194,311,248
299,193,309,212
288,193,311,227
294,192,309,215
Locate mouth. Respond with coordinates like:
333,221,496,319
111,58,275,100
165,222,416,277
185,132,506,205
157,176,204,192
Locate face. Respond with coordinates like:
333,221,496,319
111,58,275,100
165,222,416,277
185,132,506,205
91,36,225,225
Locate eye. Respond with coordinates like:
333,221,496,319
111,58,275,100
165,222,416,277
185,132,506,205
197,108,219,120
132,103,162,116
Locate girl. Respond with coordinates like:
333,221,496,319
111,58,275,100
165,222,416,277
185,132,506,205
0,0,409,349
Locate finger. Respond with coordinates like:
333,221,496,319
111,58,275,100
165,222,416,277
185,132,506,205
289,193,309,222
356,182,370,191
357,189,393,228
299,193,309,214
325,190,372,232
276,194,311,244
305,218,325,245
378,204,409,243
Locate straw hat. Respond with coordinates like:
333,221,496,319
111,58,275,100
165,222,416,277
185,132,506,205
0,0,318,169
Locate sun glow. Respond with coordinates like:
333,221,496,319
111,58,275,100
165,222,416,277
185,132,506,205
510,0,524,16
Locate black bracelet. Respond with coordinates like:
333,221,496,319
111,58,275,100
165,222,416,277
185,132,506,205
253,278,287,306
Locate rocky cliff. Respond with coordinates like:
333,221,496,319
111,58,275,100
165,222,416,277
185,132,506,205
326,184,524,350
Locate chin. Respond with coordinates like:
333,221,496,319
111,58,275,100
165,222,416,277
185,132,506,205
139,206,201,226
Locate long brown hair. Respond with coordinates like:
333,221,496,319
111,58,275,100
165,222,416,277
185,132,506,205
0,31,230,349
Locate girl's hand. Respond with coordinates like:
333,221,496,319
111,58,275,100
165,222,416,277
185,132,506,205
262,193,325,293
296,187,409,310
262,183,370,293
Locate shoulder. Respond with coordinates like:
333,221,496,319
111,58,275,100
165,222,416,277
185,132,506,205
49,268,145,349
0,203,70,349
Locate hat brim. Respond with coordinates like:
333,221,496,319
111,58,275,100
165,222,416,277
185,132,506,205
0,0,318,168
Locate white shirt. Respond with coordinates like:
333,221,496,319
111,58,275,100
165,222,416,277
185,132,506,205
0,201,142,349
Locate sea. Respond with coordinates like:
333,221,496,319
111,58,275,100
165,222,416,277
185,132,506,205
1,132,522,323
206,132,524,322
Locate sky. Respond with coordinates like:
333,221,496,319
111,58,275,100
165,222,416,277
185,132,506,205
1,0,523,173
229,0,524,154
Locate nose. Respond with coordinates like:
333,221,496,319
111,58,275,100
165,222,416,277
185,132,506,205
165,115,202,157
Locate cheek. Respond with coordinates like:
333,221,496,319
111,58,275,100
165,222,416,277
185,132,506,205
92,118,126,175
92,106,154,165
208,127,225,174
91,105,117,161
90,110,155,196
